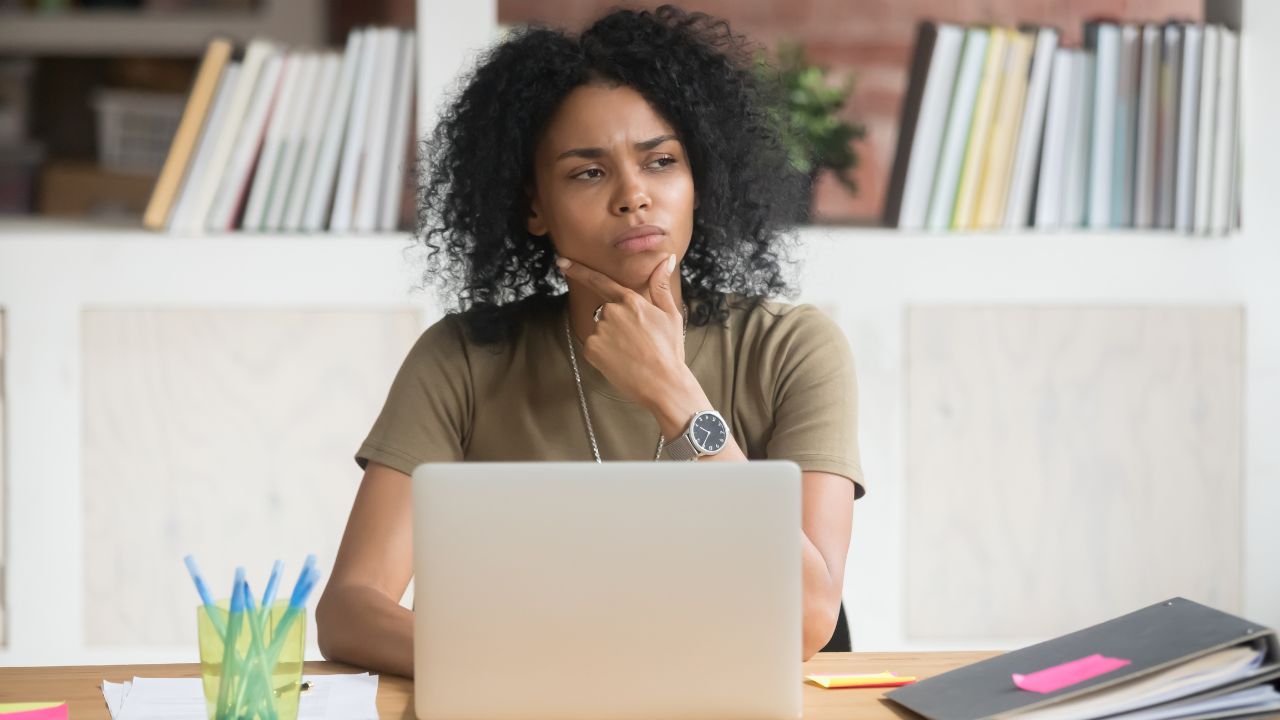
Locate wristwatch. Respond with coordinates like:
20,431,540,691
664,410,730,461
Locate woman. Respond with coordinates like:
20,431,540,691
316,5,865,677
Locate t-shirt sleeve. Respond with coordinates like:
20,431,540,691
763,305,866,499
355,315,472,476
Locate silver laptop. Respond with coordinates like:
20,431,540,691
411,461,802,720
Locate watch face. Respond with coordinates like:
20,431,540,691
691,412,728,454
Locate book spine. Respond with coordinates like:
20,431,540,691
1087,22,1119,229
1035,48,1074,229
1112,24,1141,227
242,51,300,232
143,38,232,231
884,21,941,228
1063,50,1094,228
166,62,240,233
283,53,341,232
266,53,322,231
926,27,989,231
304,30,365,232
1133,24,1161,228
1006,27,1059,229
899,25,965,230
1209,29,1239,235
1154,24,1183,230
1175,24,1203,233
330,26,380,233
207,52,285,231
975,29,1034,229
1193,24,1220,235
951,27,1010,229
379,31,418,232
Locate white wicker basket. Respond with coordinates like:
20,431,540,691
92,89,186,175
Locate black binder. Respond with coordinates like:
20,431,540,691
885,597,1280,720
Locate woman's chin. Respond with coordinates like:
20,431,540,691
613,251,669,285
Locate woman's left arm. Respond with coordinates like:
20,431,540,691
560,256,857,660
647,372,855,660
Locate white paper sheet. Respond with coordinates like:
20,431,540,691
102,673,379,720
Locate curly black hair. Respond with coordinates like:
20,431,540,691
415,4,809,345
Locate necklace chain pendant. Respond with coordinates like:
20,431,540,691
563,304,686,463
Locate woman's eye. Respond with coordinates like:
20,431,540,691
648,156,677,170
574,168,604,180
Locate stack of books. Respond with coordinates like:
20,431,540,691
884,20,1240,235
142,26,417,234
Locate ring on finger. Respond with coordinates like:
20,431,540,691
593,304,605,323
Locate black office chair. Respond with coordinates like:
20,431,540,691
818,601,851,652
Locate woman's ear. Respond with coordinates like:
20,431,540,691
526,192,548,237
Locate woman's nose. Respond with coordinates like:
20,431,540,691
613,174,651,214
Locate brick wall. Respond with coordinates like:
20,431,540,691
498,0,1202,223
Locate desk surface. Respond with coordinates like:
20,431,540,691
0,651,1000,718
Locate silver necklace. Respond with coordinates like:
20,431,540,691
563,304,687,462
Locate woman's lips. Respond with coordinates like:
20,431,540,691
615,233,665,252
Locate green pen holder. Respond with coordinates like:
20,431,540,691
197,600,306,720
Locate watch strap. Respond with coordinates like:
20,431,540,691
664,432,699,461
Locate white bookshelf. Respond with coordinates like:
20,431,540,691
0,0,1276,665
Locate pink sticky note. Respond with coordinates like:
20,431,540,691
0,703,68,720
1012,654,1132,694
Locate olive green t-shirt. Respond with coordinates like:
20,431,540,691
355,294,865,498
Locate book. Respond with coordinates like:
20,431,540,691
165,62,240,232
282,52,341,232
184,39,278,235
303,30,365,232
1209,28,1238,236
264,52,321,231
886,597,1280,720
1193,24,1220,235
974,28,1034,229
354,27,402,232
926,27,989,231
951,27,1010,229
206,50,285,231
379,30,417,232
1086,21,1120,229
330,26,381,233
1132,24,1161,228
1174,23,1203,233
884,22,964,229
241,50,302,231
1061,50,1093,228
1034,48,1074,229
1112,24,1141,227
1154,23,1183,230
142,37,232,231
1005,27,1059,229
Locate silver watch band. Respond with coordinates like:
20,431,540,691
663,433,699,461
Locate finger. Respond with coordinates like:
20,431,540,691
556,256,634,303
647,253,679,316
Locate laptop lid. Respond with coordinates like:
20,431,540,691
412,461,803,720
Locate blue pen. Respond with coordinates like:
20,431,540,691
237,579,280,720
215,568,247,719
265,563,321,666
183,554,227,637
261,559,284,609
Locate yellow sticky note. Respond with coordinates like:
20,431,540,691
805,672,917,689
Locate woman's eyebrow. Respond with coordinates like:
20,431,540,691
555,134,680,161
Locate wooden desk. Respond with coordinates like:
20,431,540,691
0,651,999,718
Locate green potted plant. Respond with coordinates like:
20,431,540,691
759,41,866,219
